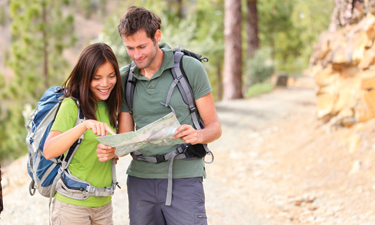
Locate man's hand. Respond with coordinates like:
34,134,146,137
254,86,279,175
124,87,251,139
174,124,200,145
96,143,117,162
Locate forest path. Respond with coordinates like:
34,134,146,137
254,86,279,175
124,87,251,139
4,77,372,225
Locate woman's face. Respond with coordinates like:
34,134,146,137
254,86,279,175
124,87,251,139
90,61,117,101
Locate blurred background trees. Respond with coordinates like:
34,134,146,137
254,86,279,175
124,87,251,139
1,0,76,163
0,0,333,163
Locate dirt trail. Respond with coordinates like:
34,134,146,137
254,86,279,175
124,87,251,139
2,76,375,225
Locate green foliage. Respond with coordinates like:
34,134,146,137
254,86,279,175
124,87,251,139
258,0,301,73
74,0,108,19
93,0,134,66
290,0,334,73
94,15,132,66
245,47,274,86
8,0,76,102
257,0,333,74
1,0,76,162
245,82,274,98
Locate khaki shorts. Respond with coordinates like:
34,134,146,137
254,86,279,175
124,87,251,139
52,199,113,225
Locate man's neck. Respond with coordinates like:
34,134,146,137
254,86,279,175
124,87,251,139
141,48,164,80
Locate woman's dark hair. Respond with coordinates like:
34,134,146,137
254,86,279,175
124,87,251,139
118,6,161,43
62,43,122,128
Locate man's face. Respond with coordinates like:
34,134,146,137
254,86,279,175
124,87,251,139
122,29,158,70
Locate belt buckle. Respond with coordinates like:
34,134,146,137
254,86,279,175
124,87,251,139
156,155,166,163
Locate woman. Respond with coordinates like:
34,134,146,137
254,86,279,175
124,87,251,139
44,43,122,225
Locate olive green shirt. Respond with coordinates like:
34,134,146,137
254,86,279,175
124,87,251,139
120,43,212,179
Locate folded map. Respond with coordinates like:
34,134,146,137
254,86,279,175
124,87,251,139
96,112,185,157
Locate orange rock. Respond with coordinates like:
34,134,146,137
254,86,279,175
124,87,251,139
355,90,375,122
360,75,375,90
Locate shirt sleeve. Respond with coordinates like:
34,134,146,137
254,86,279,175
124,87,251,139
50,98,78,133
120,65,131,113
182,57,213,100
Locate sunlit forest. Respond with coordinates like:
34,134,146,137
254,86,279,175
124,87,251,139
0,0,333,163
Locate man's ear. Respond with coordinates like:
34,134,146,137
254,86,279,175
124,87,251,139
155,30,161,43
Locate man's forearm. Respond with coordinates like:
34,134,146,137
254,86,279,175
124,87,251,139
197,120,222,144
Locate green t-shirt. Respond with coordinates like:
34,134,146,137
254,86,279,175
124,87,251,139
120,43,213,179
51,98,114,207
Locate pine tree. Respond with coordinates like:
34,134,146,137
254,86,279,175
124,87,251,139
246,0,259,57
8,0,76,101
0,0,76,162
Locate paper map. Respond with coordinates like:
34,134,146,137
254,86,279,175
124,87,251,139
96,112,185,157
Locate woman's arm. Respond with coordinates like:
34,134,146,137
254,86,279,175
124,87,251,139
44,120,115,160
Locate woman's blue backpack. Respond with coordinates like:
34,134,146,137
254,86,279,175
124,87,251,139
25,86,118,200
26,86,67,197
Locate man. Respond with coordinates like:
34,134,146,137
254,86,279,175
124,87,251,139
97,6,221,225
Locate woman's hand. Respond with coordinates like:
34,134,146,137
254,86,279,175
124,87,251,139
84,120,116,136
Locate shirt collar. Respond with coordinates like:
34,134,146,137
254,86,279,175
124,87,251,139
132,43,174,80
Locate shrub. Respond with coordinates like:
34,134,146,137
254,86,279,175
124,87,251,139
245,47,274,87
245,82,274,98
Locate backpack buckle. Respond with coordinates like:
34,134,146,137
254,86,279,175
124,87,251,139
177,144,189,154
204,151,214,164
155,155,166,163
86,186,95,193
189,106,196,113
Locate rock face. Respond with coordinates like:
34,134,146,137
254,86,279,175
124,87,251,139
311,9,375,126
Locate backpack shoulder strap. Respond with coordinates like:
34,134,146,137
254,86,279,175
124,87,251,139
125,62,137,115
61,100,85,169
170,46,202,130
169,47,212,157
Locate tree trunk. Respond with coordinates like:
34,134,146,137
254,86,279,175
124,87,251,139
42,3,48,88
223,0,243,100
176,0,183,19
270,31,275,60
217,64,223,100
246,0,259,57
328,0,367,31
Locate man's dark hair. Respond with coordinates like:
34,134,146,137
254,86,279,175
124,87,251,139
118,6,161,43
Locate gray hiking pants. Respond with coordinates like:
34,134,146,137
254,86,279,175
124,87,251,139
127,176,207,225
